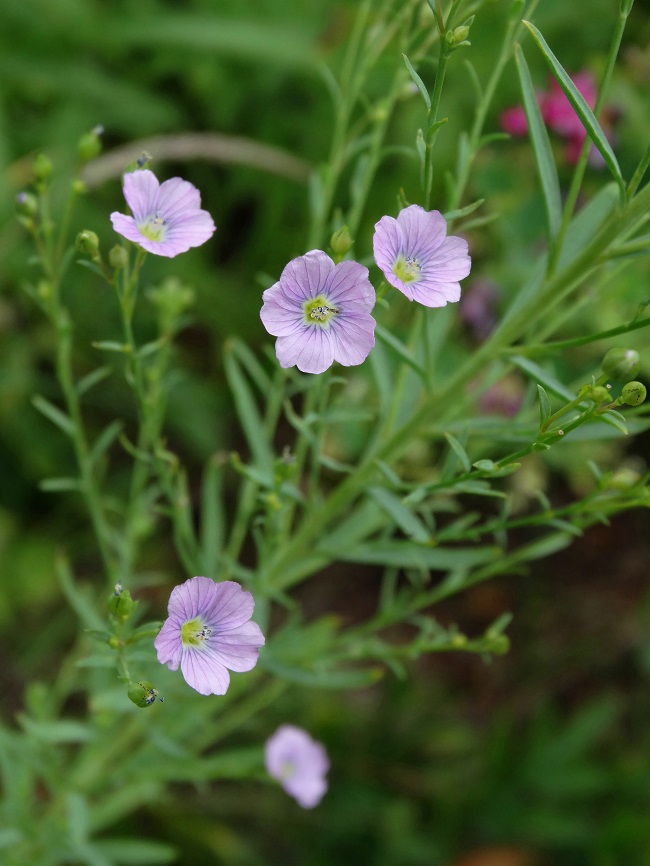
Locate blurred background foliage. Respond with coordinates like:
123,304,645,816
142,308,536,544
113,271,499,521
1,0,650,863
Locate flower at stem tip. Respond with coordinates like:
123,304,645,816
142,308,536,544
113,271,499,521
110,169,215,258
154,576,265,696
265,725,329,808
260,250,376,374
373,205,471,307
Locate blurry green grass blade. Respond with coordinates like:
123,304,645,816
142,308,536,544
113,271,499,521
76,365,112,397
523,21,624,190
39,477,81,493
90,420,124,466
223,341,273,474
369,487,432,544
537,384,552,426
511,355,574,401
402,53,431,110
32,394,74,436
375,324,427,379
339,541,500,570
92,839,177,865
20,718,95,743
200,454,226,577
558,182,618,269
515,44,561,242
56,555,105,631
444,432,471,473
261,658,382,688
597,410,627,435
229,338,272,396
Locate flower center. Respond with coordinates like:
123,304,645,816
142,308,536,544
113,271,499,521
303,294,340,326
392,255,422,284
279,759,296,781
138,212,168,242
180,617,213,648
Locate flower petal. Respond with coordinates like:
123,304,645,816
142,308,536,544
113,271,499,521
156,176,202,220
331,314,375,366
208,621,265,672
110,213,146,246
279,250,334,302
324,260,375,312
180,646,230,696
203,580,256,631
122,170,160,222
167,575,218,621
154,617,183,670
275,325,334,374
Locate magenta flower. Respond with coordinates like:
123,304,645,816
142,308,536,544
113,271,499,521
373,205,471,307
260,250,376,375
110,169,215,257
154,576,264,696
265,725,329,809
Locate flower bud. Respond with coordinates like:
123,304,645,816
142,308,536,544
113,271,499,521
108,244,129,270
330,225,353,257
127,681,161,708
602,348,640,381
33,153,53,182
78,125,103,162
452,25,470,43
588,385,610,404
37,280,52,301
107,581,136,621
620,381,646,407
608,467,641,490
75,230,100,259
15,192,38,217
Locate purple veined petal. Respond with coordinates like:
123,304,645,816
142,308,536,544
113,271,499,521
122,170,160,222
397,205,447,260
110,213,146,245
155,177,202,220
280,250,334,303
330,314,375,366
324,260,375,311
260,299,306,337
409,280,462,307
205,621,265,672
373,214,403,274
425,235,471,281
275,325,335,374
168,575,218,621
180,646,230,696
154,617,183,670
203,580,255,630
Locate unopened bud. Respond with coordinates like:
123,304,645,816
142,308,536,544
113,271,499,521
107,581,136,621
37,280,52,301
620,381,646,406
16,192,38,217
330,225,353,257
33,153,53,182
608,467,641,490
108,244,129,270
452,25,470,43
602,347,640,381
78,125,104,162
589,385,610,404
76,230,100,259
127,681,162,708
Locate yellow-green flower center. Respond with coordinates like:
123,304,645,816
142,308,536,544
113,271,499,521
138,212,167,242
392,255,421,284
180,617,212,647
303,295,340,326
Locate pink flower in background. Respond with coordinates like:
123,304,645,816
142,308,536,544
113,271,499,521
154,576,264,696
265,725,329,808
260,250,376,375
111,169,215,257
499,71,617,168
373,205,471,307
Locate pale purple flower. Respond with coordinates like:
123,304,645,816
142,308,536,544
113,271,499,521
110,169,215,257
373,205,471,307
260,250,376,375
154,576,264,696
265,725,329,809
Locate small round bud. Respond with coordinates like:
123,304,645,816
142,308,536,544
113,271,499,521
602,348,640,381
15,192,38,217
108,244,129,270
127,681,161,708
620,381,646,407
108,582,136,621
452,25,470,43
608,467,641,490
37,280,52,301
33,153,53,182
588,386,610,404
330,225,353,257
107,635,121,649
72,179,87,195
78,126,103,162
488,634,510,655
450,634,468,648
75,230,100,259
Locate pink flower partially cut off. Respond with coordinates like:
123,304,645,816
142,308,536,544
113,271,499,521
373,205,471,307
260,250,376,375
154,576,265,696
110,169,215,257
265,725,329,808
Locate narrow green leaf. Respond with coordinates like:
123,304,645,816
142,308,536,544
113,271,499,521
200,454,226,577
523,21,625,191
375,324,427,379
339,541,500,570
76,365,112,397
426,116,448,136
92,340,130,354
93,838,177,865
444,432,471,473
56,555,105,631
223,341,273,473
369,487,432,544
515,44,562,241
511,355,575,401
39,477,81,493
32,394,74,437
261,658,383,689
90,420,124,466
597,411,628,436
402,53,431,110
443,198,484,222
19,717,95,743
537,384,552,426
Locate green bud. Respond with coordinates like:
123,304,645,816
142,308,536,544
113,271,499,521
76,230,100,259
78,125,103,162
15,192,38,217
608,467,641,490
33,153,53,182
488,634,510,655
127,681,162,708
72,179,87,196
602,347,640,381
107,581,136,621
108,244,129,270
589,385,610,405
330,225,353,257
452,25,470,43
37,280,52,301
107,635,121,649
620,381,646,407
